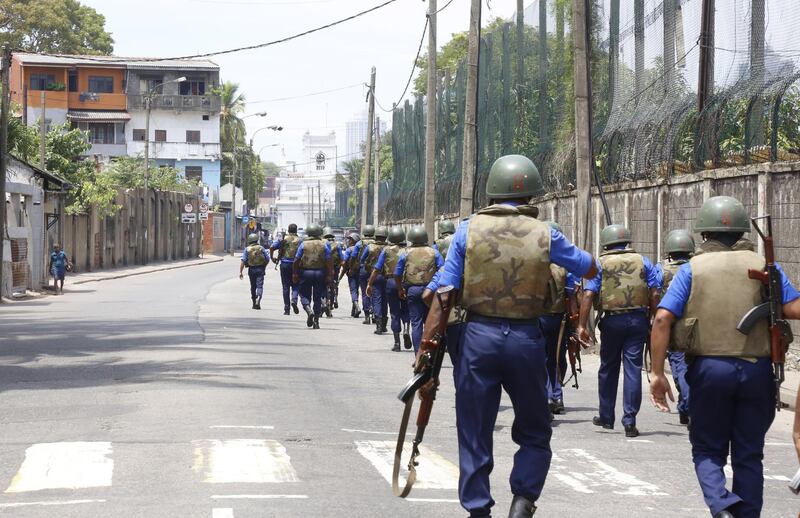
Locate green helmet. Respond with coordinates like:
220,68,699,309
388,226,406,244
664,229,695,254
323,226,334,239
306,223,323,237
544,220,561,233
362,225,375,237
439,220,455,236
600,224,632,248
485,154,545,200
374,225,389,240
694,196,750,233
348,232,360,244
408,226,428,246
247,233,259,244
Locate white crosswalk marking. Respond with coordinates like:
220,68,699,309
551,448,668,496
212,509,234,518
193,439,299,484
723,465,790,482
5,442,113,493
354,440,458,490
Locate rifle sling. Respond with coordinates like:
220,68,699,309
392,397,417,498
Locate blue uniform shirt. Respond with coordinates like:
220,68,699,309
565,272,580,295
395,248,445,279
438,206,594,290
271,236,299,264
659,262,800,318
294,240,332,264
360,242,389,263
584,245,661,294
241,246,269,265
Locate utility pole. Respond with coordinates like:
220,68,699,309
538,0,548,153
749,0,765,146
572,0,592,249
516,0,524,103
0,47,10,301
696,0,715,166
361,67,376,226
424,0,437,239
39,91,46,168
318,180,322,224
373,116,381,225
460,0,481,219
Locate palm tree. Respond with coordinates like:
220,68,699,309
215,81,246,185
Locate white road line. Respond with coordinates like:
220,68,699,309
354,440,458,490
210,426,275,430
211,495,309,500
212,508,234,518
764,442,793,446
5,442,113,493
341,428,395,435
193,439,299,484
550,449,668,496
625,439,654,443
723,465,790,481
0,499,106,508
406,498,460,503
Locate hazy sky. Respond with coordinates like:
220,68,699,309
83,0,524,165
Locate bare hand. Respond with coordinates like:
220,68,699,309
366,285,373,297
649,373,675,412
577,326,593,344
398,288,407,301
239,273,243,280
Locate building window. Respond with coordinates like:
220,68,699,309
30,73,56,91
68,72,78,92
179,80,206,95
88,76,114,93
185,166,203,182
88,123,114,144
132,129,146,141
315,152,326,171
155,130,167,142
186,130,201,143
140,76,163,94
202,115,209,121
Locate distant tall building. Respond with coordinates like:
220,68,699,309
344,111,387,163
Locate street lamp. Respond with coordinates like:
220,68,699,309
142,76,186,265
257,143,281,156
229,111,267,254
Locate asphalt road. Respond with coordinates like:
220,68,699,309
0,257,797,518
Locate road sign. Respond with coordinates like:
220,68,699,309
199,212,209,221
181,213,197,224
184,203,194,213
242,215,249,225
199,203,209,213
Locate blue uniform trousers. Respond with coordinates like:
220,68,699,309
279,262,299,309
359,267,372,315
446,322,464,380
687,356,775,518
386,278,409,333
370,274,387,319
248,266,266,300
405,285,428,353
668,351,690,415
597,311,648,426
299,269,326,316
456,318,551,516
540,313,568,402
347,273,360,305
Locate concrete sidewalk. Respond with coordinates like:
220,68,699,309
70,255,224,285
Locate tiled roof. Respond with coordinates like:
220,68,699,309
14,52,218,71
66,110,131,121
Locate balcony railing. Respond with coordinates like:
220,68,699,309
127,94,221,112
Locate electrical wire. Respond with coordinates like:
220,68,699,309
374,17,428,112
434,0,456,15
248,83,364,104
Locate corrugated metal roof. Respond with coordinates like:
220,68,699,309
14,52,218,70
67,110,131,121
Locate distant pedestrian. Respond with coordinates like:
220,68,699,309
48,244,70,295
240,233,269,310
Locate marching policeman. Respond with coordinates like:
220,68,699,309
342,233,362,318
363,226,389,334
239,233,269,310
434,220,455,260
324,227,344,317
428,155,596,518
292,223,333,330
655,229,695,426
577,224,660,438
650,196,800,518
396,226,444,353
356,225,376,325
368,226,411,350
270,223,301,315
539,220,580,416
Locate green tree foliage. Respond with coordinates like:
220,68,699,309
0,0,113,54
413,31,469,96
262,161,281,177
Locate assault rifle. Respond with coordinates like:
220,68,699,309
392,285,454,498
737,216,794,411
557,292,586,389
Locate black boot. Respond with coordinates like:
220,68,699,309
254,298,261,310
552,398,565,415
374,320,383,335
304,305,314,328
392,333,401,352
381,317,388,333
251,298,257,309
362,312,372,325
292,302,299,314
313,316,320,329
403,332,412,350
508,495,536,518
592,416,614,430
352,303,361,318
284,306,290,316
624,425,640,438
325,304,333,318
713,510,735,518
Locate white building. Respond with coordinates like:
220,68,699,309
344,111,387,164
275,131,338,231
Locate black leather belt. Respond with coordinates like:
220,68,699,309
466,313,536,324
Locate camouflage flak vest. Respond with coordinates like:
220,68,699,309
365,241,387,270
346,245,359,271
300,238,326,269
246,244,266,267
436,234,453,260
403,246,438,286
358,239,375,267
673,240,769,358
382,245,405,278
281,234,300,260
462,204,552,319
598,249,649,311
546,264,568,314
659,258,688,297
328,240,341,269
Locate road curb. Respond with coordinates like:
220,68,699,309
72,257,224,285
